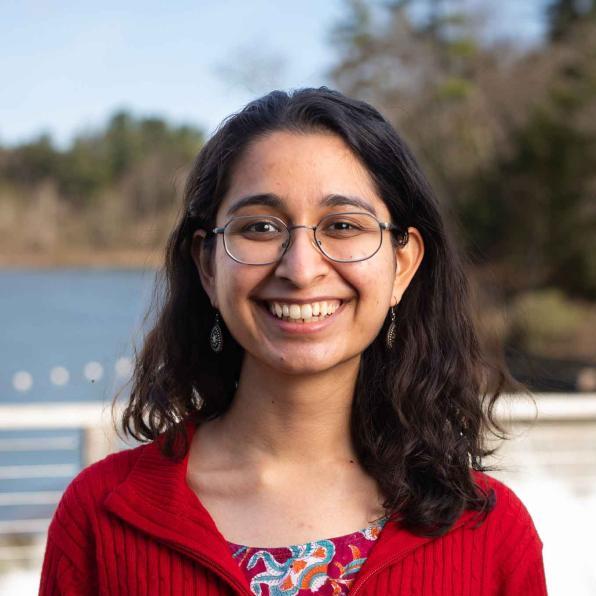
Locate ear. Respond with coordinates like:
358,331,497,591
191,229,218,308
391,227,424,307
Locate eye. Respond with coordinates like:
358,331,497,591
328,221,360,231
320,214,374,236
242,221,281,234
228,217,285,239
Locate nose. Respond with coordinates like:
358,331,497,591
274,226,330,287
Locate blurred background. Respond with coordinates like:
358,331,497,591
0,0,594,593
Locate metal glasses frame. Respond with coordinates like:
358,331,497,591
211,212,409,265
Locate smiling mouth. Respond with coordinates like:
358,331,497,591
258,299,342,324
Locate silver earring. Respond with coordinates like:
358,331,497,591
386,306,397,350
209,311,223,353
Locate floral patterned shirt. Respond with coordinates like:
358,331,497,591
227,516,389,595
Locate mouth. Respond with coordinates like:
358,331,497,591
257,299,343,324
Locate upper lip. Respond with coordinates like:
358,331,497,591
257,297,346,304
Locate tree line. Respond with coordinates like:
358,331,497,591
0,112,203,213
0,112,203,256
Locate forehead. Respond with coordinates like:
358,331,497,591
219,131,389,219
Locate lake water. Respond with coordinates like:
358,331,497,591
0,268,158,404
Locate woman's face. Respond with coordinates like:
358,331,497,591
192,131,423,375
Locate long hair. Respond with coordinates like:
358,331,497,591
118,87,524,537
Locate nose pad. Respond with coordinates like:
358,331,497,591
274,228,330,284
280,230,322,256
275,230,330,277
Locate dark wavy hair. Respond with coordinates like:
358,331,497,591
118,87,525,537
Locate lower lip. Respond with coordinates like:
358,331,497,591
257,302,345,334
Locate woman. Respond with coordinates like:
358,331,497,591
40,88,547,595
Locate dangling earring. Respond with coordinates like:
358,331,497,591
209,311,223,353
385,306,397,350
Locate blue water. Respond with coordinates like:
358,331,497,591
0,268,157,404
0,268,158,527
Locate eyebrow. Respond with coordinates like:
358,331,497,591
225,193,378,217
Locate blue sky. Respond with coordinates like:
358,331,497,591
1,0,547,147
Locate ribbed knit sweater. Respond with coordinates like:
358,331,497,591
39,421,547,595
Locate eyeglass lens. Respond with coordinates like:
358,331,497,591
223,213,384,264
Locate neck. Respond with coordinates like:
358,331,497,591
213,353,362,465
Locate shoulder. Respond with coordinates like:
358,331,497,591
469,470,544,571
471,469,540,536
47,443,150,545
466,471,548,592
41,443,152,588
62,442,148,508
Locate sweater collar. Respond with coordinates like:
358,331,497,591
104,418,482,595
104,419,252,594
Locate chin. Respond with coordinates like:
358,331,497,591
257,347,359,377
267,356,336,376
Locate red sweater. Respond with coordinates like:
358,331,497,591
39,422,547,595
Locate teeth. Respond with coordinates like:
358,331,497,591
301,304,312,319
266,300,341,321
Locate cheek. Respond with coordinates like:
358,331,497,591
214,259,265,316
212,252,239,309
345,257,396,302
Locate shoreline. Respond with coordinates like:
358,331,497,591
0,249,163,269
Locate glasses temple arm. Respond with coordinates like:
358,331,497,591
381,222,409,246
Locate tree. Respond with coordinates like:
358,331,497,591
548,0,596,40
3,134,59,185
0,111,204,211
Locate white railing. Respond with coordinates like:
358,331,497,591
0,402,123,466
0,402,124,560
491,392,596,420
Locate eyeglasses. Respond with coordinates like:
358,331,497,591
210,212,408,265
